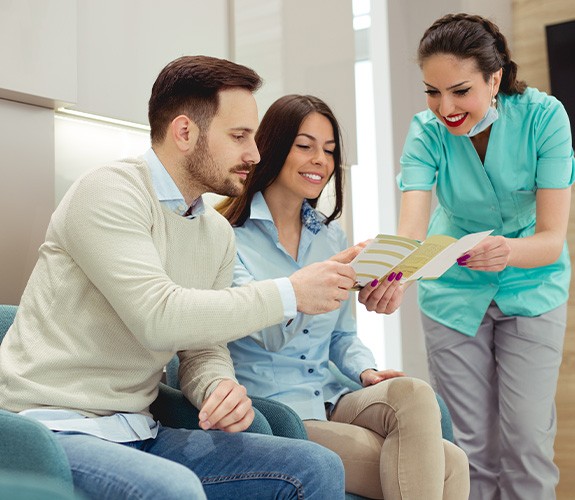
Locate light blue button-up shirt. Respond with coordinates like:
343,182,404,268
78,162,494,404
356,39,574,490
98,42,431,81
398,88,575,336
229,192,377,420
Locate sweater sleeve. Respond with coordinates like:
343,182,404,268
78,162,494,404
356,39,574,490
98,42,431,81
177,228,238,407
59,166,285,352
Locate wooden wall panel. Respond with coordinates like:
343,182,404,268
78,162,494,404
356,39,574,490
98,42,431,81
512,1,575,497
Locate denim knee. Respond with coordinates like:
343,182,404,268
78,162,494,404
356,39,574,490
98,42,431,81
295,440,345,497
135,467,206,500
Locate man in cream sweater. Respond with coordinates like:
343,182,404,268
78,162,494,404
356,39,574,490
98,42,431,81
0,56,356,499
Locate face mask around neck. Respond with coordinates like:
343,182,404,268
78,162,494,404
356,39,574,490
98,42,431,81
464,102,498,137
464,76,499,137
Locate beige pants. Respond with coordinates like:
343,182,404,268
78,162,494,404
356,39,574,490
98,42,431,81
304,377,470,499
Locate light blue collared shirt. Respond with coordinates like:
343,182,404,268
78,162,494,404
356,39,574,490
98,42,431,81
144,148,206,218
23,150,295,440
229,192,377,420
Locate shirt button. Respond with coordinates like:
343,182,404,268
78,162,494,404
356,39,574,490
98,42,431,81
300,355,306,360
308,368,314,373
303,329,309,334
314,390,320,396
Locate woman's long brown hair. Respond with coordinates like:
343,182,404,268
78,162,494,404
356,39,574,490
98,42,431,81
217,94,345,227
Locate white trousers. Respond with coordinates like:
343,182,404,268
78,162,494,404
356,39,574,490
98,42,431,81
422,301,566,500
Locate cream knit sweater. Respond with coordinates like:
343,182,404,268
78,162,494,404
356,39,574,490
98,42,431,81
0,159,284,417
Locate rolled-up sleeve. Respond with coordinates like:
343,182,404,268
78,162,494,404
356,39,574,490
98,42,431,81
398,114,440,191
535,98,575,189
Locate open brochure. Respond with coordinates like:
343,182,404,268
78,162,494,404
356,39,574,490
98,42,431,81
350,230,493,288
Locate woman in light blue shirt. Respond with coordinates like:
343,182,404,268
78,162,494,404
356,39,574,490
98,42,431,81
397,13,575,500
219,95,470,500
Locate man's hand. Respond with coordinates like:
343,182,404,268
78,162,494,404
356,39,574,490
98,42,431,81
289,261,356,315
360,368,406,386
198,379,254,433
357,275,407,314
329,240,370,264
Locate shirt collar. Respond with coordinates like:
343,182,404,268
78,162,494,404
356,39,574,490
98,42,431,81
144,148,205,218
250,192,323,235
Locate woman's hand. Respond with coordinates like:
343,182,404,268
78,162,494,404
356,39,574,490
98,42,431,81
457,235,511,271
360,368,405,386
357,275,407,314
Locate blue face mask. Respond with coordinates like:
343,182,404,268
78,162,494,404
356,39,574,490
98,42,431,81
464,76,498,137
464,103,498,137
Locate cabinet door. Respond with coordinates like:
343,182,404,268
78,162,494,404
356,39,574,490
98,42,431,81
0,0,77,107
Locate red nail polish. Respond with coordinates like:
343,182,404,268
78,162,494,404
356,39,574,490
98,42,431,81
395,272,403,281
371,279,378,287
388,272,396,282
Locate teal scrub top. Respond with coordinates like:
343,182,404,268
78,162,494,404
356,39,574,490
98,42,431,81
398,88,575,336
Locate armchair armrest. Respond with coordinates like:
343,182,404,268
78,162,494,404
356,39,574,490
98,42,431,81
0,409,73,489
151,383,273,435
250,396,308,440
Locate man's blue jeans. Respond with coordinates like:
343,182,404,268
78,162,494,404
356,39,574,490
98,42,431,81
55,425,345,499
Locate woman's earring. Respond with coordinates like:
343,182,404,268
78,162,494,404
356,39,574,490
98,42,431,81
491,95,497,108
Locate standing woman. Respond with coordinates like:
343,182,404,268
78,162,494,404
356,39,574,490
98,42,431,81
397,13,575,500
219,94,470,500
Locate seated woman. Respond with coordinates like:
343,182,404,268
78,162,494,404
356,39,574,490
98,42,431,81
218,94,469,500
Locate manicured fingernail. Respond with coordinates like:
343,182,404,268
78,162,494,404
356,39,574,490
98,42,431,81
459,254,470,262
388,272,396,282
370,279,378,287
395,272,403,281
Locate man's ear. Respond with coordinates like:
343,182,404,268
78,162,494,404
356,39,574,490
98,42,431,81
170,115,200,153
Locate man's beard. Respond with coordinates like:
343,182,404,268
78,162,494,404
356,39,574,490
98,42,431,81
185,135,250,198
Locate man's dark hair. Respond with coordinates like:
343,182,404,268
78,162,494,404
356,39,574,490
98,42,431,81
148,55,262,143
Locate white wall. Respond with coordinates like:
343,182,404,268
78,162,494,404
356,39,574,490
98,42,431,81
234,0,357,165
75,0,229,124
0,100,55,304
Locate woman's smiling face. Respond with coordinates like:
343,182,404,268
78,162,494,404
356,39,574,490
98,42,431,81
422,53,501,136
272,112,336,202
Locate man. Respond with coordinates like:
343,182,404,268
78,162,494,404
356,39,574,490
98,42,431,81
0,56,355,499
